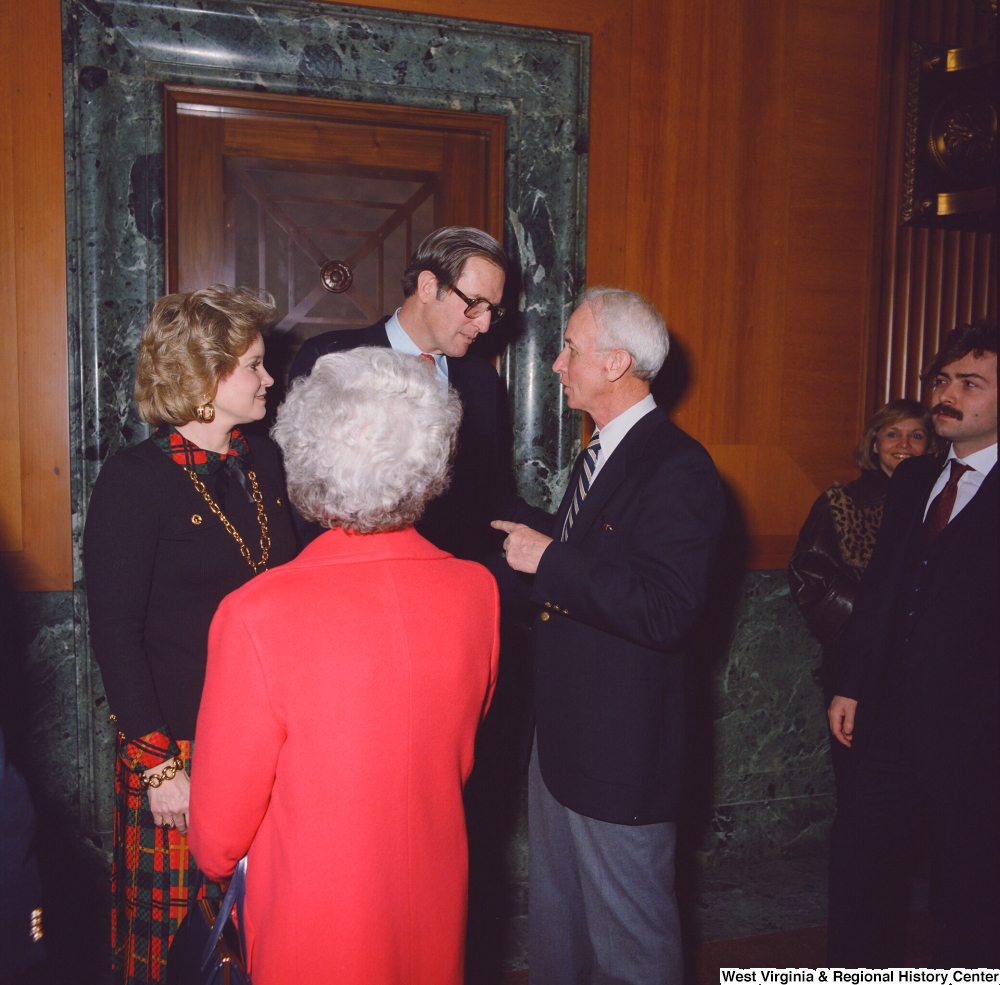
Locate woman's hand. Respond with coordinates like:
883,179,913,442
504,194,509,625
144,761,191,835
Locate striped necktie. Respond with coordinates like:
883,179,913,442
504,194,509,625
562,432,601,542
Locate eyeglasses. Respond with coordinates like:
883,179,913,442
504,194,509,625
448,283,505,322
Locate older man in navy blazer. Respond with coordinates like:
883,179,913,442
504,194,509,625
493,288,724,985
289,226,513,560
827,321,998,969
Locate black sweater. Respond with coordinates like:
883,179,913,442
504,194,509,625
83,434,298,740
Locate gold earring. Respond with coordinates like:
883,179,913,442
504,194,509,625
195,402,215,424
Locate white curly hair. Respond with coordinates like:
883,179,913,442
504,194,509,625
272,347,462,533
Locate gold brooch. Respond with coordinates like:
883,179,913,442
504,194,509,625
191,514,202,525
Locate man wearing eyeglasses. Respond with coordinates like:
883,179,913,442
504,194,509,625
289,226,514,560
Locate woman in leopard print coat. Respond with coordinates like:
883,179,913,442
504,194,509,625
788,398,939,793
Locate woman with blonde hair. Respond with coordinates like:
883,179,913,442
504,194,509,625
788,398,939,793
83,286,297,983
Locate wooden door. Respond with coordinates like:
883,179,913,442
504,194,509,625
164,86,505,366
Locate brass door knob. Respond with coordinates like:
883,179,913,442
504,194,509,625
320,260,353,293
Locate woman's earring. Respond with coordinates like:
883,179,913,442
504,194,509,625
195,402,215,424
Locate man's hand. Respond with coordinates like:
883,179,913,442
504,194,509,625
144,762,191,834
828,695,858,748
491,521,553,574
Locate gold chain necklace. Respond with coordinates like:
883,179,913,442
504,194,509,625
185,468,270,575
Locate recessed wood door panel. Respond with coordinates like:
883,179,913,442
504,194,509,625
165,86,504,357
222,157,439,332
174,109,225,293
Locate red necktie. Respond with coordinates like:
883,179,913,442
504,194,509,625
421,354,435,363
923,460,974,545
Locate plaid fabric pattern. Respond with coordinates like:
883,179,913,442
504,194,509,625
112,732,219,984
562,432,601,541
151,426,251,474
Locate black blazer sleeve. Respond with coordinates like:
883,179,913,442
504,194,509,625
83,451,169,739
484,496,557,611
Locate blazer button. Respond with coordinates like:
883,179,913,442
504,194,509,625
540,612,550,622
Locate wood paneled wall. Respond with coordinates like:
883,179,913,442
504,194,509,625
873,0,996,406
4,0,899,577
0,0,72,591
624,0,889,566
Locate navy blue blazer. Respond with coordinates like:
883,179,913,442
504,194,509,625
837,453,999,804
0,728,45,978
289,318,515,560
496,406,724,824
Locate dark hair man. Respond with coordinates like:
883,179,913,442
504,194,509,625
491,287,724,985
827,320,998,968
289,226,513,559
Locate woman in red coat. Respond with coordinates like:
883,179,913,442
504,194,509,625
188,347,499,985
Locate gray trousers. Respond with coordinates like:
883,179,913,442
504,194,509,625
528,741,682,985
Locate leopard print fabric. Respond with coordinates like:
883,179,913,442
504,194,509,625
824,484,884,571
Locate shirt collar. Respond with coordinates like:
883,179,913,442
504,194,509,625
385,309,449,384
944,441,997,474
594,393,657,463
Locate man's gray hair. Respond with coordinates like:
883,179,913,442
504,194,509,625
580,286,670,381
272,347,462,534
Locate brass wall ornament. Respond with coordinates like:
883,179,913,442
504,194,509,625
902,41,996,229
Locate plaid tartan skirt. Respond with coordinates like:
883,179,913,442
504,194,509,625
112,733,219,985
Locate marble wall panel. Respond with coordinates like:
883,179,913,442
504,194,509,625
3,591,78,812
702,571,835,864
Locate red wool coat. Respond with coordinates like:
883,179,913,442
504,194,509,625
188,527,500,985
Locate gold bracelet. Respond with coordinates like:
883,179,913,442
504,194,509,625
141,758,184,789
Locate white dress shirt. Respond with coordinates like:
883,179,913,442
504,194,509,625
384,308,449,385
588,393,657,486
922,442,997,522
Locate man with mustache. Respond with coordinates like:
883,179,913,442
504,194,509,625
826,321,998,969
289,226,513,559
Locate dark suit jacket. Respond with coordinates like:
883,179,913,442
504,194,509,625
836,453,999,804
289,318,515,559
495,406,724,824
